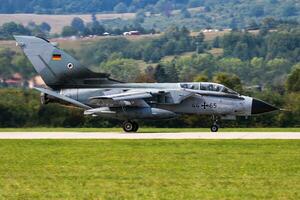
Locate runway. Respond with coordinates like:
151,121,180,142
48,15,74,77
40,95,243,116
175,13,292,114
0,132,299,139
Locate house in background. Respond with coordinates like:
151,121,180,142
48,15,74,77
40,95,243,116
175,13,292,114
123,31,140,36
4,73,25,87
0,73,45,88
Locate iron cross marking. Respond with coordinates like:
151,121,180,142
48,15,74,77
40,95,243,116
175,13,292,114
201,102,209,109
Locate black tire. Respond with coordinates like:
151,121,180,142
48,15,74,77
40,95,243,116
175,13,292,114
123,121,134,132
132,122,139,132
210,125,219,132
40,93,49,105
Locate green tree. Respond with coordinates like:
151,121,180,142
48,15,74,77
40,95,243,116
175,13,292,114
39,22,51,33
250,57,264,69
180,7,191,18
99,58,141,82
155,0,172,17
61,26,77,37
266,31,300,62
176,54,216,81
11,55,35,79
281,4,297,17
90,21,105,36
135,10,146,23
217,57,244,74
286,64,300,92
247,19,259,30
0,48,14,78
71,17,85,33
213,72,243,93
282,93,300,126
1,22,31,38
222,32,261,60
154,64,168,82
193,74,208,82
143,45,162,62
212,36,220,48
85,14,105,36
188,0,205,7
163,61,179,82
250,5,264,17
2,22,19,33
266,58,291,75
261,17,277,30
249,57,266,83
195,32,205,53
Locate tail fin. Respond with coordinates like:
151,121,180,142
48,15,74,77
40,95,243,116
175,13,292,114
14,36,115,89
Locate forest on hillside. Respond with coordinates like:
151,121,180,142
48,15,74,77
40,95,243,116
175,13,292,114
0,0,299,36
1,0,299,20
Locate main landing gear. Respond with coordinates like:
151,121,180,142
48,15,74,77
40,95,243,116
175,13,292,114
210,116,220,132
122,121,139,133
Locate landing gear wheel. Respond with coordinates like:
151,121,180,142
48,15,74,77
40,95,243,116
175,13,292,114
210,124,219,132
122,121,139,132
123,121,134,132
211,115,220,132
132,122,139,132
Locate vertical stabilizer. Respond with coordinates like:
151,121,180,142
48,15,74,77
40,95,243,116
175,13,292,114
14,36,111,88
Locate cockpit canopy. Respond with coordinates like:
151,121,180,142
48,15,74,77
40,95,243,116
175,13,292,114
180,82,239,95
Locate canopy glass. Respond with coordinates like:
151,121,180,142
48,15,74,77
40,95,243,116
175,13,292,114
180,82,239,95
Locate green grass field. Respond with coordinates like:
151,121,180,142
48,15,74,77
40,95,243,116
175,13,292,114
0,140,299,199
0,127,299,132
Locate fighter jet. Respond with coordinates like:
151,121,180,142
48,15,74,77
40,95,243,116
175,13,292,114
14,36,278,132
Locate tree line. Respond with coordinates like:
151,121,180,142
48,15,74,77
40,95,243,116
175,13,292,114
0,21,51,40
0,15,155,40
1,0,299,33
1,0,299,17
62,15,155,37
74,22,299,87
0,67,299,128
78,26,203,66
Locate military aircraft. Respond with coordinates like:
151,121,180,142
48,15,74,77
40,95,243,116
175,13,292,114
14,36,278,132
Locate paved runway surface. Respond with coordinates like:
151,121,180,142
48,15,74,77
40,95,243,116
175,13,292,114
0,132,299,139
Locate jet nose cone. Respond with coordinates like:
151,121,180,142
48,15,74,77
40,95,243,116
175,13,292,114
251,98,278,115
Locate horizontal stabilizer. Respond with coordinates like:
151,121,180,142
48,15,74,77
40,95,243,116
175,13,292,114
34,87,92,110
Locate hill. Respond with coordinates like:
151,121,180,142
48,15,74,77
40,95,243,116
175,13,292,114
0,1,299,34
1,0,299,19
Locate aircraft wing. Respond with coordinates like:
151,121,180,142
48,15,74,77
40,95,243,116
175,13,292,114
89,91,153,101
34,87,92,110
89,89,199,105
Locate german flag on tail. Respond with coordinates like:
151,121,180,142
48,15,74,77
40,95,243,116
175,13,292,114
52,54,61,61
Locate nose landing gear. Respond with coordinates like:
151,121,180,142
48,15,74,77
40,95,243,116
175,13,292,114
123,121,139,132
210,123,219,132
210,116,219,132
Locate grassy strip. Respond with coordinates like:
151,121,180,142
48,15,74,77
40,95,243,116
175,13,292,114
0,127,299,132
0,140,299,199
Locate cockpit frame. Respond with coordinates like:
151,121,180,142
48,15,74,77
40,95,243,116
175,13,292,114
179,82,239,95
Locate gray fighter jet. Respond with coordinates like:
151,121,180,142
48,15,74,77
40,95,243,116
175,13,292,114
14,36,278,132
